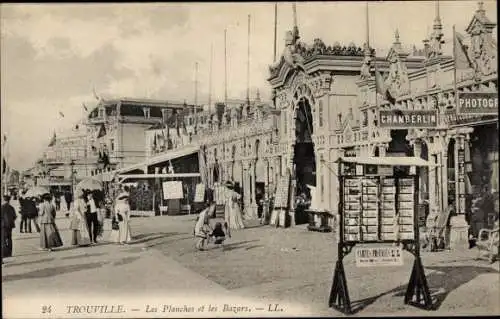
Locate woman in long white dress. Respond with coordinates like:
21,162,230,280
110,192,132,244
70,190,91,246
224,184,245,230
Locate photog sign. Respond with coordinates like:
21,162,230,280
457,92,498,114
378,110,438,128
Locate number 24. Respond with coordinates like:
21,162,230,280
42,305,52,314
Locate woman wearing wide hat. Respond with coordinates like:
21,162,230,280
110,192,132,244
223,181,245,230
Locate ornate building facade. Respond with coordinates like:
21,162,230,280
128,3,497,240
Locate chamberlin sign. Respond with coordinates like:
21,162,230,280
457,92,498,114
378,110,438,128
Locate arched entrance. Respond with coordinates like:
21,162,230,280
294,96,316,193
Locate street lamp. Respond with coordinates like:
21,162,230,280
70,159,76,198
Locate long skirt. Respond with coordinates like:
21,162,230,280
224,202,245,230
71,222,91,246
40,223,63,249
109,220,132,243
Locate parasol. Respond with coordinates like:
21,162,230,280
24,186,50,198
76,178,103,191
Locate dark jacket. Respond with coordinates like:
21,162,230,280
19,198,29,217
1,203,17,229
25,200,39,218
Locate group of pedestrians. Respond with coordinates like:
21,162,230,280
1,187,134,261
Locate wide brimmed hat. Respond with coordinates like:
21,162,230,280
117,192,129,200
224,181,234,188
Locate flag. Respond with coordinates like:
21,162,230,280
453,29,473,70
97,124,107,138
100,150,110,169
59,111,65,118
375,70,396,105
375,70,386,96
92,86,100,100
48,132,56,147
82,103,89,112
2,157,7,175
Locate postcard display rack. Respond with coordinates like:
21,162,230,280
329,161,432,314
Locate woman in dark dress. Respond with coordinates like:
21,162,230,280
39,193,63,251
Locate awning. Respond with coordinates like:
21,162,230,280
117,173,201,183
118,145,200,175
327,156,440,167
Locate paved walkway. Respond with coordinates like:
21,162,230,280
3,213,499,317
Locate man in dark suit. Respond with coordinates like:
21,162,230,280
2,195,17,261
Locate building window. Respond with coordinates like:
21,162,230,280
110,139,114,151
362,111,368,126
337,113,342,124
318,100,324,127
98,107,105,118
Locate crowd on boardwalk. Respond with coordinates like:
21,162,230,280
1,185,133,263
1,177,263,261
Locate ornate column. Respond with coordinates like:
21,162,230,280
248,159,258,219
449,131,468,250
242,160,252,219
379,142,388,157
441,147,448,213
428,139,437,212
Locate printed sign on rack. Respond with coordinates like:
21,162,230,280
457,92,498,114
355,246,404,267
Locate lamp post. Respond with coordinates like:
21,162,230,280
97,159,105,206
70,159,76,199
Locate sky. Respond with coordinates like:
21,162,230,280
0,1,497,171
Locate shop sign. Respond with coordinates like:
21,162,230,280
355,246,403,267
457,92,498,115
378,110,438,128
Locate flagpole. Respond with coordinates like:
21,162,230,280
208,43,213,112
246,14,251,107
453,25,458,107
224,28,228,109
273,3,278,62
2,135,7,195
194,61,199,109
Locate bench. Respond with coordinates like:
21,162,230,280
476,221,499,263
